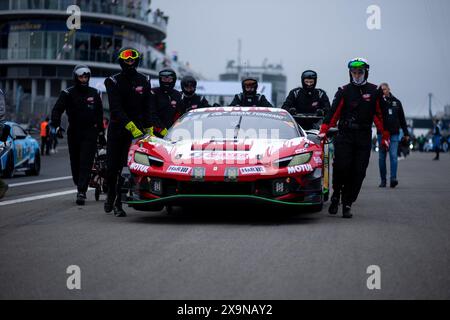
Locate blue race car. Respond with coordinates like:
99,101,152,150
0,121,41,178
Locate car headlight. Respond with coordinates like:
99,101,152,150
134,152,150,166
134,152,164,167
288,152,312,166
273,152,312,168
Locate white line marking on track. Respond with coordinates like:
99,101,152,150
0,188,94,207
0,190,77,206
8,176,73,188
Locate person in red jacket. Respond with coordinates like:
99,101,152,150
319,58,390,218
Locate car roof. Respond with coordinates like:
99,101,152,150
188,106,289,114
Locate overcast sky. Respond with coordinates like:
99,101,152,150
152,0,450,116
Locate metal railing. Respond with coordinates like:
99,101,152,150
1,0,168,31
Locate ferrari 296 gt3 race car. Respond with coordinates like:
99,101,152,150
123,107,335,213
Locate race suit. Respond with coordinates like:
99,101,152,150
51,85,104,193
104,70,153,206
320,82,387,206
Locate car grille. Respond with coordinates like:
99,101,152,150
178,181,254,195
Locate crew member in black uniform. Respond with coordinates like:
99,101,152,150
319,58,390,218
282,70,331,129
179,75,210,116
104,47,153,217
51,65,105,205
150,69,182,137
229,77,273,107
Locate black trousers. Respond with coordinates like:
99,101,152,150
106,127,132,204
40,136,51,155
67,128,98,193
332,129,372,205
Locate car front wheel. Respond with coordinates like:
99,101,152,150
26,152,41,176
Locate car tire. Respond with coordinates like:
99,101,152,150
2,152,15,178
26,152,41,176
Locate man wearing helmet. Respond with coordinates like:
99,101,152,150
319,58,390,218
282,70,331,129
51,65,105,206
230,77,273,107
179,75,210,116
150,68,182,137
104,47,154,217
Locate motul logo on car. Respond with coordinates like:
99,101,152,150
167,166,191,174
287,164,313,174
130,163,150,173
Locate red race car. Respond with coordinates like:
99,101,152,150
124,107,335,213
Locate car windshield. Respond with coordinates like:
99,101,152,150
165,111,301,142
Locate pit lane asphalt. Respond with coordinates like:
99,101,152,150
0,139,449,299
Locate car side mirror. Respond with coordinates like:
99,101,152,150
326,127,339,138
305,129,320,135
15,134,27,140
306,134,321,145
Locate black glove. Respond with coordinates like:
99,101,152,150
288,108,297,115
98,131,107,146
316,109,325,117
55,126,65,139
